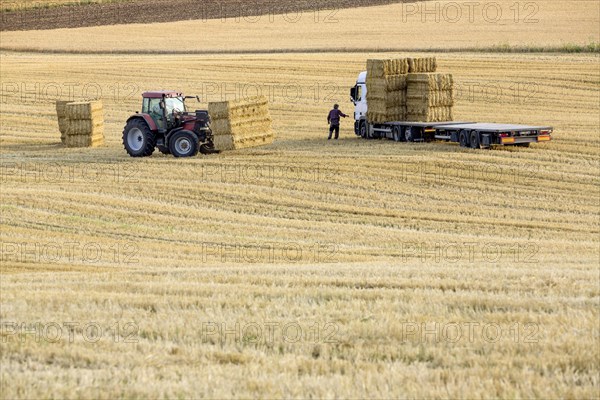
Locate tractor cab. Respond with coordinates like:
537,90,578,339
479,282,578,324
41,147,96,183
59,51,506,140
141,91,187,131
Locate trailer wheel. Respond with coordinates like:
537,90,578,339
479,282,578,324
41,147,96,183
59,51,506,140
480,134,492,149
470,131,480,149
459,130,469,147
405,127,414,142
515,143,530,148
392,126,402,142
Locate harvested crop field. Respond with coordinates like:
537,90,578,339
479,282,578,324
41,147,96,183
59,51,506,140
0,0,407,31
2,0,598,52
1,48,599,398
1,0,599,397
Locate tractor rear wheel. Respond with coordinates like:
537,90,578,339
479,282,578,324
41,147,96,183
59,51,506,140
169,131,199,158
123,119,156,157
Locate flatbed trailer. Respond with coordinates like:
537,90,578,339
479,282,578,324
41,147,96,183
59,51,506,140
360,120,553,149
350,71,553,149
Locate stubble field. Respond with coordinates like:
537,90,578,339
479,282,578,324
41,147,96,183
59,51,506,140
1,0,599,399
2,0,599,51
1,50,599,398
0,0,405,30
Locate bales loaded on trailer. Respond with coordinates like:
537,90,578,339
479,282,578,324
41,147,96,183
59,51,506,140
350,59,553,149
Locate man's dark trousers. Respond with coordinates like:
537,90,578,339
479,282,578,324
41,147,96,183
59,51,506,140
328,124,340,140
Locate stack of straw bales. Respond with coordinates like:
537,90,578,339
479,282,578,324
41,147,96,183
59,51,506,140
366,57,454,123
208,96,274,151
406,73,454,122
55,101,70,144
56,100,105,147
408,57,438,73
366,59,409,123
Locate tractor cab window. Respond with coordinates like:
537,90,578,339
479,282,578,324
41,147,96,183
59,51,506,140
148,98,162,117
147,98,165,129
146,96,186,130
165,97,186,114
142,97,150,114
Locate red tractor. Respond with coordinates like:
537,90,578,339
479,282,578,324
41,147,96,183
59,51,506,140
123,91,219,157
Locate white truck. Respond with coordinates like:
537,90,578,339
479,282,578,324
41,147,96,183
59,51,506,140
349,71,553,148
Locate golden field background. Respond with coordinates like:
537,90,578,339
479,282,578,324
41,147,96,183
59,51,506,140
1,0,599,52
1,50,598,398
1,0,599,398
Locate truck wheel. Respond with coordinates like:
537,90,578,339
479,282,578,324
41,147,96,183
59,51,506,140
459,131,469,148
169,131,199,157
123,119,156,157
392,126,402,142
359,121,368,139
470,131,480,149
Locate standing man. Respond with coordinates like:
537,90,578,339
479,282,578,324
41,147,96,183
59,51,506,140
327,104,348,140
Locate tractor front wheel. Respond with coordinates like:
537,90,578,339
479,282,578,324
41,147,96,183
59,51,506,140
169,131,199,158
123,119,156,157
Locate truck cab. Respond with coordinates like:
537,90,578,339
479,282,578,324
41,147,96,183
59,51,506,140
349,71,368,136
